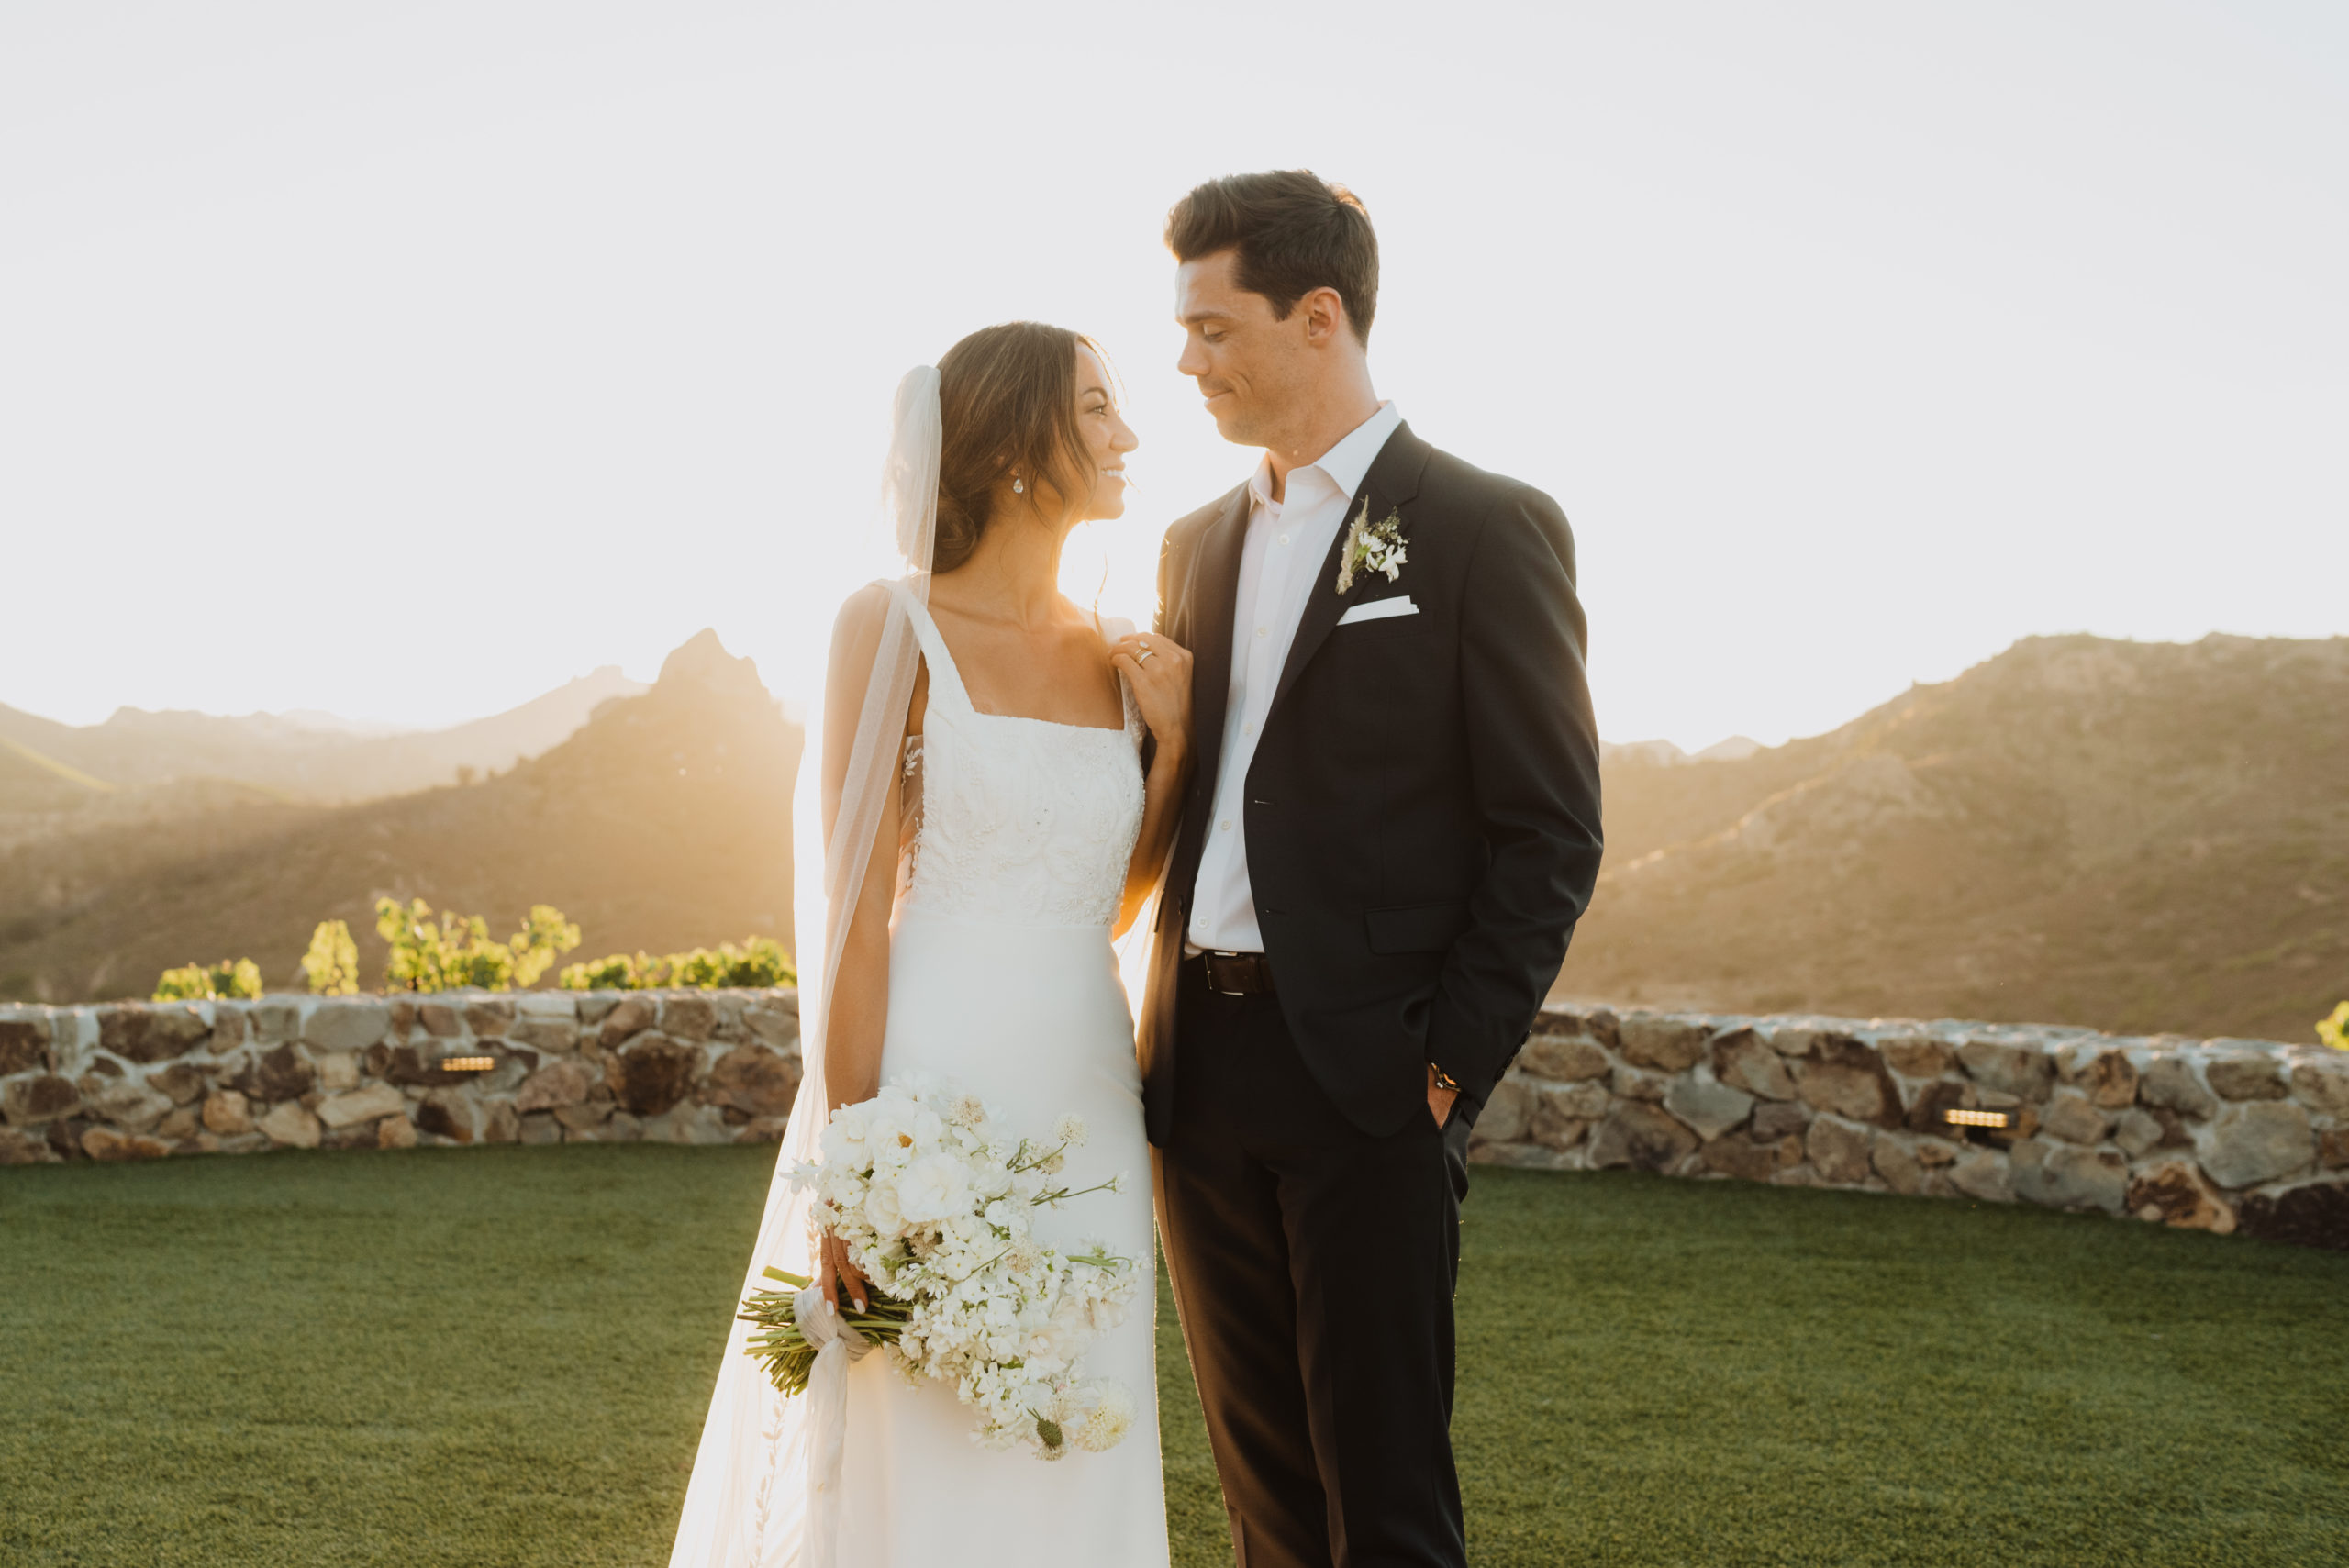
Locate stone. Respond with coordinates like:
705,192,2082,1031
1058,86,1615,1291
47,1118,92,1159
662,996,718,1042
482,1100,520,1144
2112,1107,2165,1158
510,1018,579,1054
737,1115,791,1144
389,1000,417,1034
1710,1029,1798,1101
2041,1093,2112,1147
99,1006,214,1064
520,1112,562,1144
1870,1133,1927,1195
83,1126,173,1161
1880,1036,1955,1079
148,1062,209,1106
317,1084,405,1129
82,1076,173,1132
574,993,622,1026
0,1018,48,1076
1699,1131,1800,1182
317,1051,361,1092
1617,1016,1709,1073
1795,1037,1903,1128
1947,1148,2012,1203
303,1001,392,1053
208,1008,249,1048
2233,1182,2349,1251
375,1045,476,1088
1473,1079,1535,1144
1610,1065,1667,1102
2010,1139,2128,1212
2126,1161,2236,1233
1474,1141,1574,1170
1750,1100,1811,1140
1765,1025,1820,1056
701,1046,802,1118
2206,1055,2287,1101
247,1002,298,1042
1805,1117,1872,1184
378,1113,418,1150
0,1125,56,1165
2138,1058,2217,1119
744,1005,797,1050
259,1102,322,1149
1956,1040,2054,1103
2065,1050,2140,1109
1517,1034,1609,1082
155,1106,200,1140
556,1100,616,1132
2321,1129,2349,1171
598,995,660,1047
1529,1080,1610,1136
419,1003,464,1038
1914,1138,1960,1168
2288,1062,2349,1121
462,999,516,1035
1663,1071,1754,1141
203,1091,254,1135
606,1110,644,1141
234,1044,316,1103
415,1089,479,1144
2200,1101,2313,1188
516,1058,599,1113
1586,1102,1699,1173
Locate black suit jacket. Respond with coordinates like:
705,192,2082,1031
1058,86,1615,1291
1141,421,1605,1144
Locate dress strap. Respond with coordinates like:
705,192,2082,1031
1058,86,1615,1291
884,579,973,712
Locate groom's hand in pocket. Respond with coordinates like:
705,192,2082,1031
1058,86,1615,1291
1426,1064,1459,1129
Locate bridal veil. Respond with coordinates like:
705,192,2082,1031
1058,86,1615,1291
668,366,939,1568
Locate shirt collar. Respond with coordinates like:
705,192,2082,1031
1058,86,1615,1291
1247,400,1403,513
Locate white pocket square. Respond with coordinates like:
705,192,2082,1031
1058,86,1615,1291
1337,595,1419,626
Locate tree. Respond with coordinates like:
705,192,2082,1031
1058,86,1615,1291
303,920,360,995
373,898,582,993
154,959,263,1002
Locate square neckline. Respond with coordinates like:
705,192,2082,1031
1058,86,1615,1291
895,581,1134,737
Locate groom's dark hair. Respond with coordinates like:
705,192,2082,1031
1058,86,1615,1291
1166,171,1378,346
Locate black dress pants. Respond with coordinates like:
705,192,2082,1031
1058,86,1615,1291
1153,967,1466,1568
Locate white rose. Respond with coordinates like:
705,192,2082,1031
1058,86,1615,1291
863,1177,905,1235
896,1151,973,1223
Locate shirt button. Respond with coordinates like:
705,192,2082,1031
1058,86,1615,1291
1241,722,1254,736
1254,626,1267,638
1219,818,1231,832
1277,533,1289,546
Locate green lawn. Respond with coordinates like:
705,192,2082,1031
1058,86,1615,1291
3,1148,2343,1567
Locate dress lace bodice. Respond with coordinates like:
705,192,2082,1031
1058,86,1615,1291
890,582,1145,930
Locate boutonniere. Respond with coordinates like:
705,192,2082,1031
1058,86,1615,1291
1333,499,1408,595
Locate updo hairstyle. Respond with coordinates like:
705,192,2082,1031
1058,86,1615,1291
931,321,1109,573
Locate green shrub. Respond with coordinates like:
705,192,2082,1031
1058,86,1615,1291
374,898,582,994
302,920,359,995
153,959,263,1002
2321,1001,2349,1051
558,936,795,992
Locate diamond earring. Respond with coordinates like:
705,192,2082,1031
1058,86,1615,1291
1011,475,1024,495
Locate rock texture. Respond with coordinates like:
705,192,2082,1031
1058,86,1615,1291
6,990,2342,1251
0,990,799,1161
1466,1007,2349,1250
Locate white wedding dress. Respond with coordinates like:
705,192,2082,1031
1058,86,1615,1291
831,581,1169,1566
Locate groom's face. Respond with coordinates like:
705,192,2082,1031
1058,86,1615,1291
1174,250,1308,448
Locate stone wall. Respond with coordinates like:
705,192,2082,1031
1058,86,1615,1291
1474,1007,2349,1250
4,992,2344,1249
0,991,801,1161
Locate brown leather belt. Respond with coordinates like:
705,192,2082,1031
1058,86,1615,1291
1193,951,1276,995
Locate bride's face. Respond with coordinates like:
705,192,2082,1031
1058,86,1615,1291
1070,346,1139,524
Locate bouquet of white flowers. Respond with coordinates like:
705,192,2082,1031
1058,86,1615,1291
740,1075,1140,1460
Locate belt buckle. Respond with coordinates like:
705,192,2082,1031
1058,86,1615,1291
1205,951,1248,996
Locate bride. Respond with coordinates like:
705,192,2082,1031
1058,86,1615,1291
668,322,1195,1567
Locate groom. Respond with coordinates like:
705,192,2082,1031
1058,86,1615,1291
1143,172,1605,1568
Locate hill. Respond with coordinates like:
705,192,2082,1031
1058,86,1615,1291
0,665,645,809
0,632,798,1003
1557,633,2349,1043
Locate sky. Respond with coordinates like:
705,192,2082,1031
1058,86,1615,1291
4,0,2343,751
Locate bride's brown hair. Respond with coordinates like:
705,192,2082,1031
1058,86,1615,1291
932,322,1111,573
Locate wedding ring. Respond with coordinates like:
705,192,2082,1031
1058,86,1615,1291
1136,643,1155,663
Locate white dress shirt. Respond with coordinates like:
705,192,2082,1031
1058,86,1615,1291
1188,400,1404,954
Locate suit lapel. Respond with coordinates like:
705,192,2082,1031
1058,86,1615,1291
1265,422,1431,725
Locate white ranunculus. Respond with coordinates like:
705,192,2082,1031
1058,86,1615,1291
895,1151,972,1223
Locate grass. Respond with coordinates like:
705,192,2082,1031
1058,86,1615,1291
3,1149,2343,1567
